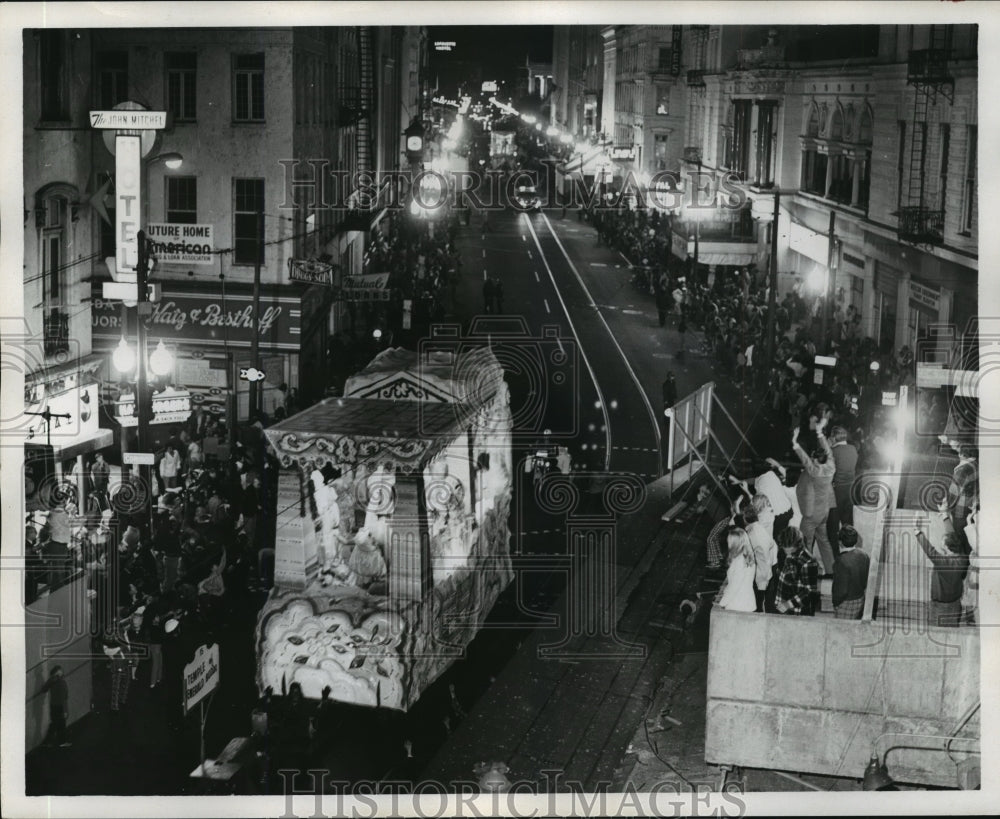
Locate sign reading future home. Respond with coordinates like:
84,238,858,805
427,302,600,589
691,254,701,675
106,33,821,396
146,223,215,265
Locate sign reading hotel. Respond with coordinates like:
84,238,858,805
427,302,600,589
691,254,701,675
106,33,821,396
183,643,220,713
146,223,215,265
116,135,142,271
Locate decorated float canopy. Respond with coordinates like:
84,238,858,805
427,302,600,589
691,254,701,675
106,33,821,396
257,346,514,711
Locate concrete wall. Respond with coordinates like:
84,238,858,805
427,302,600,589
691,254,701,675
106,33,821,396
706,608,979,787
25,575,94,751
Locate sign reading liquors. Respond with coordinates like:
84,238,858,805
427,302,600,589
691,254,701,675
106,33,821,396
146,224,215,265
184,643,220,713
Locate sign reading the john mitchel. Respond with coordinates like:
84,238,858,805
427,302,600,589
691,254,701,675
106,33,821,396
146,223,215,265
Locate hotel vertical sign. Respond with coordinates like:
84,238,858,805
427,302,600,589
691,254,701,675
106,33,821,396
115,134,142,271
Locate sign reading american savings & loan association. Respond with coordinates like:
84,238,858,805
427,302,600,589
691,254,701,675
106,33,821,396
146,223,215,265
91,281,302,351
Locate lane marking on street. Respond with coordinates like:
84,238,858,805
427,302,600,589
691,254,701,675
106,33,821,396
618,251,633,268
483,269,487,281
482,248,486,258
527,250,533,259
522,235,527,242
540,212,663,475
534,270,540,283
622,309,644,316
524,214,612,471
590,262,607,267
544,298,551,314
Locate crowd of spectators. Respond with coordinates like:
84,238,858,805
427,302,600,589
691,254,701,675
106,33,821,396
572,206,982,629
27,405,283,737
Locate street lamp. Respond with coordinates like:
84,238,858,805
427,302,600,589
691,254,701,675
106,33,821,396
149,340,175,377
112,337,136,374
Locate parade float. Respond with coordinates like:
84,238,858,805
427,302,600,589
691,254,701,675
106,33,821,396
255,346,513,710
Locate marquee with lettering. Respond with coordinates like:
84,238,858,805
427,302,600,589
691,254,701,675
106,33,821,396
92,281,302,351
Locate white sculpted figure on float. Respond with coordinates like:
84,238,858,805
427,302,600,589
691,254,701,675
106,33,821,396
364,463,396,550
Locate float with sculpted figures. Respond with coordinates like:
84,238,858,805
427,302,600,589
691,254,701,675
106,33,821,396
255,346,513,710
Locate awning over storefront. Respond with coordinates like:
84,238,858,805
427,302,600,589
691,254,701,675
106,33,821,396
789,220,831,265
698,252,757,267
672,234,757,267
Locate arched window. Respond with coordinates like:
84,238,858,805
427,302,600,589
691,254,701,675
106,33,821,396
829,106,844,141
857,107,874,145
806,104,820,137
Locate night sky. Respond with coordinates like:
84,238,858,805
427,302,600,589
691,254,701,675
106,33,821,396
428,26,553,93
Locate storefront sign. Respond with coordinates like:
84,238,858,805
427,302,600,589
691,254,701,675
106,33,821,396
116,388,192,427
909,280,941,312
289,258,335,286
343,272,391,302
671,26,683,76
92,282,302,351
145,223,215,265
184,643,220,713
611,146,636,161
24,383,100,447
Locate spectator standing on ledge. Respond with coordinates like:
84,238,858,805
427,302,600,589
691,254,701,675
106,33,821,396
914,522,969,628
742,503,778,613
826,425,858,545
791,419,836,577
774,527,819,615
40,665,70,747
832,526,869,619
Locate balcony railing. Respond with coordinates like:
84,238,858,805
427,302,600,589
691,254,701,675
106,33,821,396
43,309,69,357
898,206,945,245
907,49,952,84
735,44,786,70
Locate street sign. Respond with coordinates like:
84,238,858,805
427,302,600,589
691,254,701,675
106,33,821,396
90,109,168,129
103,281,140,302
123,452,156,466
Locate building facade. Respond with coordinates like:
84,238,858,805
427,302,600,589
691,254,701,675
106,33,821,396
23,26,428,470
578,23,978,353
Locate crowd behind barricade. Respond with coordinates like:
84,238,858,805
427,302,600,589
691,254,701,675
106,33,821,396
584,205,979,629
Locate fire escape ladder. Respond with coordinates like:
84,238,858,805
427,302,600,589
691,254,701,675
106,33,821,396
899,26,954,245
357,26,375,178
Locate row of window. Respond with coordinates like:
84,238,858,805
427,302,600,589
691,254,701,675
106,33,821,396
38,33,266,123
